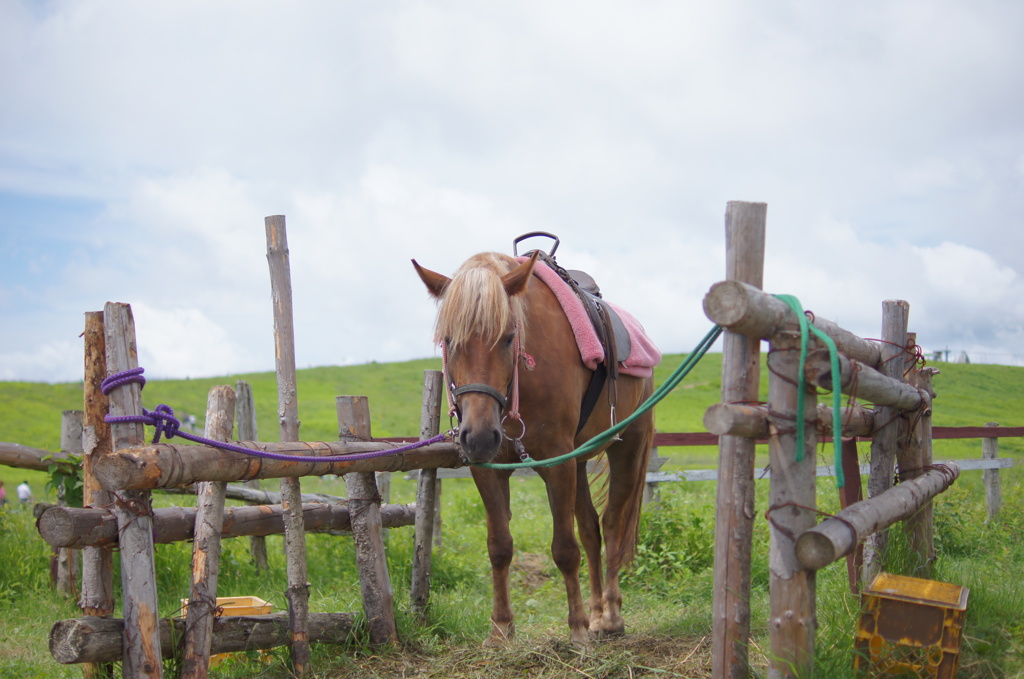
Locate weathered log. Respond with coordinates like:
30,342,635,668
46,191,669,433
704,402,769,439
104,302,162,679
39,501,418,549
982,422,1002,521
902,361,937,575
766,331,818,679
236,380,270,573
863,300,910,587
712,200,766,679
0,442,70,470
93,439,462,490
411,370,443,624
795,463,960,571
164,484,346,506
57,410,83,597
703,279,883,367
703,402,875,439
816,403,875,438
50,612,355,665
266,214,310,675
80,311,115,679
338,395,398,645
182,385,236,678
803,349,923,411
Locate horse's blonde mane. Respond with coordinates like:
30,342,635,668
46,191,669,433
434,253,528,352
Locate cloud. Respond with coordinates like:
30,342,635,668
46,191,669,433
132,302,255,379
1,1,1024,380
0,338,81,383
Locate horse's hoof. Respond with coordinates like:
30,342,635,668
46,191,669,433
570,630,594,648
593,621,626,638
484,620,515,647
483,635,507,648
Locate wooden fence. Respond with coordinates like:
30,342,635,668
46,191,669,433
2,207,1018,678
37,216,458,679
701,201,984,679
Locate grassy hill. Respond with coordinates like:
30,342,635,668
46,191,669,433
3,353,1020,451
0,354,1022,678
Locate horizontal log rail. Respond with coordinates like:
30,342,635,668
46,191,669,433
803,350,925,411
163,483,347,505
647,458,1006,484
795,463,961,570
702,280,883,367
4,428,1020,476
383,425,1024,448
38,501,417,549
0,441,73,471
50,612,355,665
92,439,463,490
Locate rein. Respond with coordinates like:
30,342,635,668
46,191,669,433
475,324,723,470
100,367,451,462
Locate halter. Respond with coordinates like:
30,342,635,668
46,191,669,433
442,322,535,461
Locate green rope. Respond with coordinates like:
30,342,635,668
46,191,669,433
475,324,723,470
773,295,845,488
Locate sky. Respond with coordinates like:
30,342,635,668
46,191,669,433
2,1,1023,384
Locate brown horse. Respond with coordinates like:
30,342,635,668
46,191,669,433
413,251,656,645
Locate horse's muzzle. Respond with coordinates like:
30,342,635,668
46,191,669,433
458,423,503,464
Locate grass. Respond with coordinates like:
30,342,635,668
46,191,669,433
1,354,1022,677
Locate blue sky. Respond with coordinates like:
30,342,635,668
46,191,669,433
2,1,1023,382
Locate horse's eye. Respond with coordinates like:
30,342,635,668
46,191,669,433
503,334,515,348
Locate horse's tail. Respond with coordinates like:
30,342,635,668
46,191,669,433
608,381,656,569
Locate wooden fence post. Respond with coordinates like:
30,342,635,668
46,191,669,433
80,310,115,679
711,200,766,679
904,365,938,575
57,410,83,597
104,302,163,679
766,331,817,679
411,370,443,623
181,386,236,678
337,395,398,644
235,380,270,572
983,422,1002,521
265,215,311,675
863,300,909,586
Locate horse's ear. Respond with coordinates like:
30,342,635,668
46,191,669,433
502,250,539,297
412,259,451,299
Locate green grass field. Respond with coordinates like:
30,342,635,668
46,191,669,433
0,354,1022,678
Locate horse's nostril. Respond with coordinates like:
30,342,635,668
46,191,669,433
458,424,502,461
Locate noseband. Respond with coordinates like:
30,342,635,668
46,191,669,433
441,324,534,460
451,382,509,412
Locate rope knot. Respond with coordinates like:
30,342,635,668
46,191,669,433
145,404,181,444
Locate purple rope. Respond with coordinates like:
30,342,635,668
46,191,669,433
101,368,451,462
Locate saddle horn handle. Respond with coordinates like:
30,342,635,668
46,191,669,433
513,232,559,258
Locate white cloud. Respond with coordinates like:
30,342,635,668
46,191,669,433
0,339,81,383
132,302,255,379
1,1,1024,380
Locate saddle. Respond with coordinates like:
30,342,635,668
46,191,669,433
514,233,631,434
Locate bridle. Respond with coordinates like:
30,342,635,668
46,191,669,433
441,322,534,460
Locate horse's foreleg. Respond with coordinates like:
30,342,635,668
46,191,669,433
541,463,590,645
472,470,516,646
575,462,604,632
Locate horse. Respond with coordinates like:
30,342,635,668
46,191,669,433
412,250,657,646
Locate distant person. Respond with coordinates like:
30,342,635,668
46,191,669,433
16,480,31,505
0,480,6,506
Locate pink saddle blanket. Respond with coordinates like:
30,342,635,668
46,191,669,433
521,258,662,378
